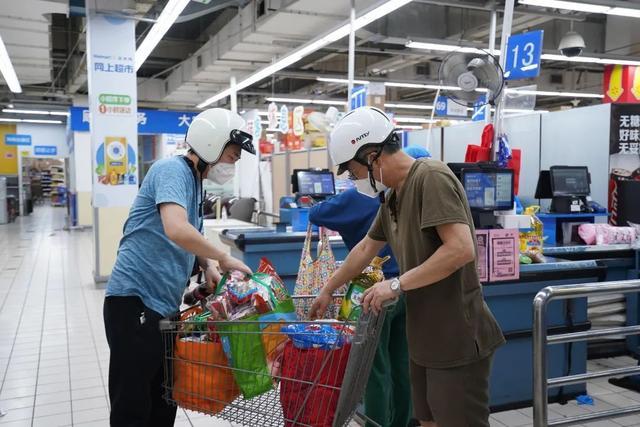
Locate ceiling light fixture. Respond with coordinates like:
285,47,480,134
518,0,611,14
507,88,603,98
265,97,347,106
384,103,434,110
394,116,436,123
0,35,21,93
407,40,640,66
197,0,413,108
0,118,63,124
396,124,424,130
317,77,371,85
135,0,191,71
2,108,70,116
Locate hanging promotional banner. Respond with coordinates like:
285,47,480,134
69,106,197,134
603,65,640,104
86,13,138,208
608,103,640,225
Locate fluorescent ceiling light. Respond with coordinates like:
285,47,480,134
385,103,434,110
135,0,190,71
609,7,640,18
518,0,611,14
0,35,21,93
397,124,423,130
394,116,435,123
317,77,371,85
506,88,603,98
408,41,640,66
3,108,70,116
197,0,412,108
265,97,347,106
0,118,63,124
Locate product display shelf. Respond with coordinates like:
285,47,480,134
48,164,66,206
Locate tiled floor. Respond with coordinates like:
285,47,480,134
2,206,640,427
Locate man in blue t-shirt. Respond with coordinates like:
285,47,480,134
309,145,430,427
104,108,255,427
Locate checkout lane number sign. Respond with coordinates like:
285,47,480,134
504,30,544,80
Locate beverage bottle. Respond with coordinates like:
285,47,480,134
183,283,214,305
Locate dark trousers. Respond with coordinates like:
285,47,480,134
104,296,177,427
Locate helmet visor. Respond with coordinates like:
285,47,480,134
229,129,256,155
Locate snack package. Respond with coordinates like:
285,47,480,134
282,323,354,350
258,257,290,303
338,256,390,321
520,206,544,256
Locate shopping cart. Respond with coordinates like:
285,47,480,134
160,295,388,427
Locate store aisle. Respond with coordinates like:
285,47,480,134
0,207,230,427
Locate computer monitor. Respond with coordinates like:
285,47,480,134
549,166,590,197
461,168,515,211
447,161,498,182
292,169,336,197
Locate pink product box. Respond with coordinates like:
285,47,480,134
488,229,520,282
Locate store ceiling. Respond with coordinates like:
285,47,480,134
0,0,639,117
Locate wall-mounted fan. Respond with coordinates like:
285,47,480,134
438,48,504,107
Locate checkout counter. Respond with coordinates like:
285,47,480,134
215,164,640,412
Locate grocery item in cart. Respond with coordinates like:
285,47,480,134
211,269,297,399
280,340,352,427
282,322,353,350
338,256,389,321
173,337,240,414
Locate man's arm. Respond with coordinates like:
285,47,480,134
399,222,475,291
309,235,384,319
160,203,251,274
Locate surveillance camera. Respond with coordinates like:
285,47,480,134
558,31,586,57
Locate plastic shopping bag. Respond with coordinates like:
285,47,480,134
173,338,240,414
280,341,351,427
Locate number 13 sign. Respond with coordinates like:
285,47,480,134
504,30,544,81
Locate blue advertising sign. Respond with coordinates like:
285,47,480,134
5,134,32,146
69,106,198,134
350,85,368,110
472,94,488,121
434,96,448,116
34,146,58,156
504,30,544,80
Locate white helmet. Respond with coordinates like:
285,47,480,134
186,108,255,164
329,106,396,175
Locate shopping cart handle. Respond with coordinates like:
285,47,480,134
382,296,399,307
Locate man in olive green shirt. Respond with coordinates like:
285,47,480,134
311,106,504,427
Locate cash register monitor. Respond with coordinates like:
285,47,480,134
550,166,590,197
461,168,514,211
292,169,335,197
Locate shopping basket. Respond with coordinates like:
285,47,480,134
160,295,388,427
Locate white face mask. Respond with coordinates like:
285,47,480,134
207,162,235,184
354,169,387,198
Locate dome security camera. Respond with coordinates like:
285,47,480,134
558,30,586,57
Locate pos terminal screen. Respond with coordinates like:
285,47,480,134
550,166,590,196
462,169,514,211
295,170,335,197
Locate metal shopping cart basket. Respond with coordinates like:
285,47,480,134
159,295,387,427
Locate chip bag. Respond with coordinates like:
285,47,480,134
338,256,389,321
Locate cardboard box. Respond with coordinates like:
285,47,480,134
475,230,489,282
488,229,520,282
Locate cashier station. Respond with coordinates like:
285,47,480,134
450,163,640,411
218,164,640,412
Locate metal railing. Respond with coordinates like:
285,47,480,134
533,280,640,427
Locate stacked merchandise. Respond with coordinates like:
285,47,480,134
50,163,67,207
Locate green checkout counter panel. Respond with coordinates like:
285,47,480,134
219,228,640,411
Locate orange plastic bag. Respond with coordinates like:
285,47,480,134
173,338,240,414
